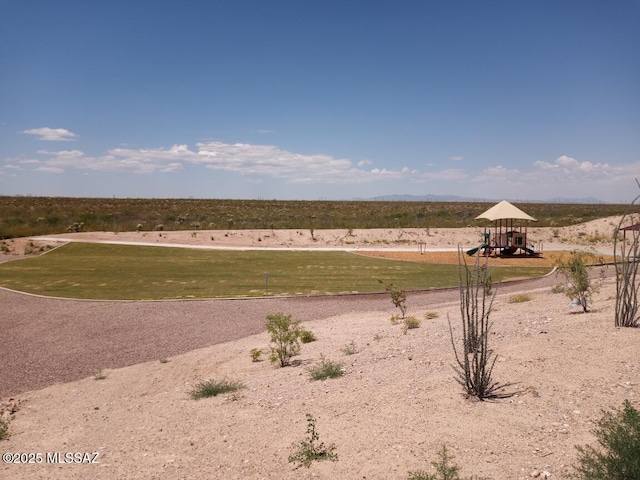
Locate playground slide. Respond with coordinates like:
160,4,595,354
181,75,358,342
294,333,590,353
466,243,487,256
523,247,536,255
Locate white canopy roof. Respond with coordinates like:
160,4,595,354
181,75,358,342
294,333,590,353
475,200,537,222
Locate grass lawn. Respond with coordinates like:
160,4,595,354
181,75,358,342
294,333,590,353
0,243,552,300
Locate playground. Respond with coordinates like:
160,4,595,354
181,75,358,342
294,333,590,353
466,200,541,257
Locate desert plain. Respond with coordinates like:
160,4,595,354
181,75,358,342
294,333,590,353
0,215,638,479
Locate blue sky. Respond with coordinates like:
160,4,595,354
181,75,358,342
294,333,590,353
1,1,639,203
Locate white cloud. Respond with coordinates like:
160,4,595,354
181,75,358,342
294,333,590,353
28,141,412,185
448,156,464,161
195,141,411,184
22,127,77,141
533,155,613,178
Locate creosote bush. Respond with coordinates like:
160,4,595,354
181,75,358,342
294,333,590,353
288,413,338,468
266,313,302,367
573,400,640,479
188,378,244,400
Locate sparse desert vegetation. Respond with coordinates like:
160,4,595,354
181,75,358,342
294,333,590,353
1,196,637,239
1,210,638,479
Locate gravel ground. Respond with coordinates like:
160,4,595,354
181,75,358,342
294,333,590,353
0,274,561,398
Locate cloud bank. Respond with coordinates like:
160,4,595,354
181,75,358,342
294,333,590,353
4,132,638,202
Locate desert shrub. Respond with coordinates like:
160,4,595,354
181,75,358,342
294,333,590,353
573,400,640,479
449,249,509,400
266,313,301,367
425,311,440,319
380,280,407,318
188,378,244,400
402,315,421,334
288,413,338,468
551,284,564,294
555,250,600,312
341,341,358,355
250,348,263,362
408,444,487,480
404,316,421,329
390,314,402,325
0,417,9,440
509,293,531,303
299,328,317,343
308,356,343,381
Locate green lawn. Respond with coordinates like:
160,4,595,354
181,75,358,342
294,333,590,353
0,243,552,300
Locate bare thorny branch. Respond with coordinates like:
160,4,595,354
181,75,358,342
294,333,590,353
613,178,640,328
449,249,512,400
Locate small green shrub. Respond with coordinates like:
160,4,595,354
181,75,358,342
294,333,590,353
390,314,402,325
308,356,343,381
408,444,487,480
508,293,531,303
573,399,640,479
0,417,9,440
188,378,244,400
288,413,338,468
341,341,358,355
250,348,263,362
425,311,440,319
159,358,170,364
380,280,407,318
555,250,600,312
94,371,107,380
551,284,564,294
266,313,302,367
299,328,317,344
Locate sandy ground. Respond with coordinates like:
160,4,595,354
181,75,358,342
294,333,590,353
1,215,638,479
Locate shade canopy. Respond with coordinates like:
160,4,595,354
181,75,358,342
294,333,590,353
475,200,537,222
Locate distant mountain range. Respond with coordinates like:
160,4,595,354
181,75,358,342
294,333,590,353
355,194,606,204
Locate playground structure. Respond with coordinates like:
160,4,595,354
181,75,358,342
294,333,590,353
467,200,539,256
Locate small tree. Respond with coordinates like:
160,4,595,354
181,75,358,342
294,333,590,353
573,400,640,479
379,280,407,318
555,251,599,313
449,249,508,400
265,313,302,367
613,179,640,328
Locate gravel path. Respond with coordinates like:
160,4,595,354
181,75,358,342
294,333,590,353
0,274,561,398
